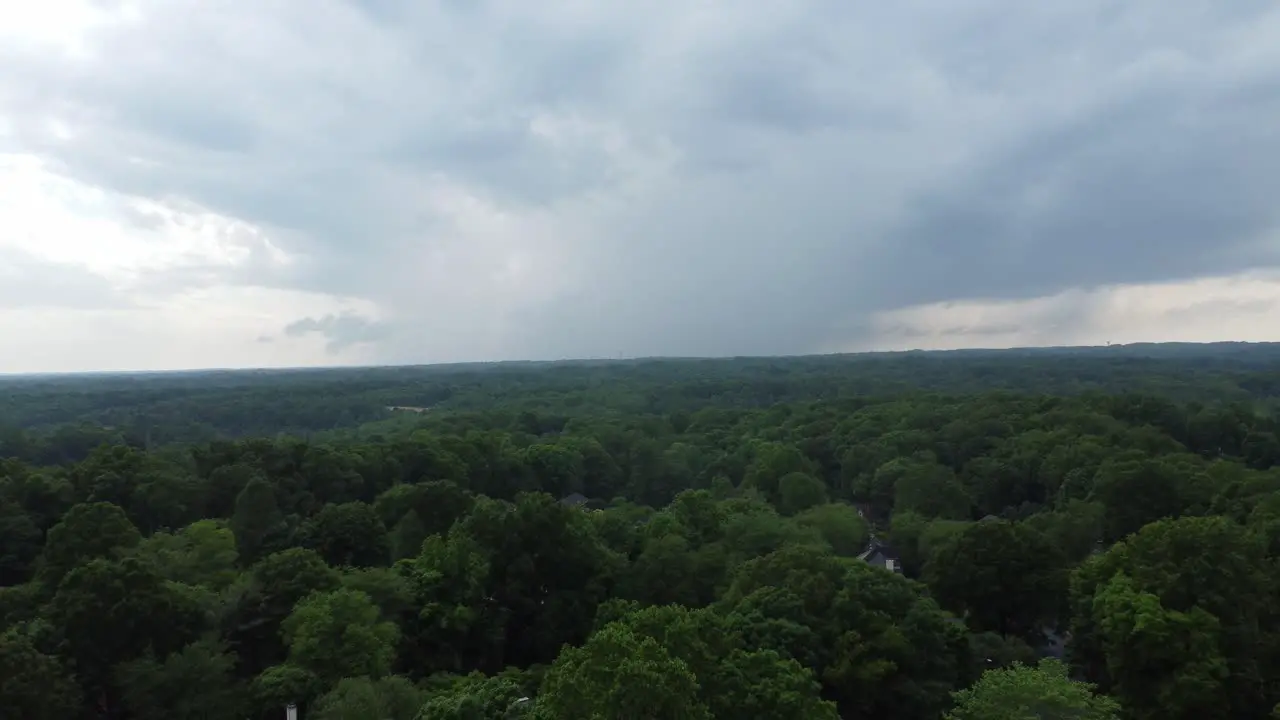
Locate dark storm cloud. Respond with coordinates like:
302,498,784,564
857,78,1280,313
2,0,1279,362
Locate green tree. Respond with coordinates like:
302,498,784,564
1023,500,1105,563
38,501,141,589
311,676,422,720
135,518,239,589
1090,457,1186,542
204,462,262,519
418,673,529,720
116,639,246,720
533,623,711,720
923,519,1066,639
621,532,716,608
947,660,1120,720
521,443,586,498
965,632,1039,680
0,627,81,720
664,490,724,546
298,445,368,505
341,566,415,622
0,583,39,629
129,464,205,534
375,480,475,539
397,433,471,486
777,472,828,516
717,497,825,564
794,503,870,557
715,648,838,720
389,509,428,561
1089,575,1228,719
1070,516,1273,719
0,465,73,534
250,663,324,718
889,510,968,576
84,471,137,511
569,435,625,499
591,500,654,557
408,493,616,672
742,442,818,504
398,532,494,675
301,501,389,567
231,478,285,565
722,545,966,719
225,548,341,677
893,459,971,520
604,604,837,719
49,557,205,711
0,501,42,586
962,453,1038,518
280,588,399,685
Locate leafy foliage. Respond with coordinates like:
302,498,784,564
947,660,1119,720
4,346,1280,717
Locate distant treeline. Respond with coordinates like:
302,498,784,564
2,342,1280,459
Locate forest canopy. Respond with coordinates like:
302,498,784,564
3,342,1280,719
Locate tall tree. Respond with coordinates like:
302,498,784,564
0,501,42,586
116,639,246,720
742,442,818,504
1090,457,1187,542
602,604,838,719
777,472,828,516
134,518,239,589
311,676,422,720
231,478,285,566
416,673,529,720
38,501,141,590
388,510,428,562
0,627,81,720
300,501,388,568
533,623,711,720
280,588,399,685
204,463,263,519
893,459,972,520
49,557,205,714
923,519,1067,639
722,545,967,719
225,548,341,676
794,503,870,557
417,493,617,670
946,660,1120,720
1070,516,1276,719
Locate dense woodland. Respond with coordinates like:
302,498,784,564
4,343,1280,718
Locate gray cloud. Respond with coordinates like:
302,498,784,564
859,77,1280,312
283,312,392,353
2,0,1279,363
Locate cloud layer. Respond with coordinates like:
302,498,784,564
2,0,1279,371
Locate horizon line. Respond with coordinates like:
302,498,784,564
0,339,1274,379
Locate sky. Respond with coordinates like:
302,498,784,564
1,0,1279,373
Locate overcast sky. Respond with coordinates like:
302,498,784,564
2,0,1279,372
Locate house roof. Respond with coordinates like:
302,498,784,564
857,538,903,572
558,492,589,506
858,537,899,559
